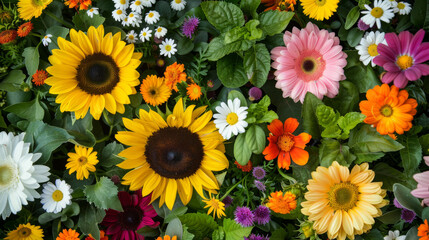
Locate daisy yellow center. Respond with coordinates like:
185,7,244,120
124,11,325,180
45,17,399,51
328,182,359,211
129,35,134,40
165,45,172,51
226,112,239,125
314,0,326,6
148,12,154,17
367,44,379,57
52,190,64,202
135,0,141,5
380,104,393,117
396,55,413,70
301,57,318,74
90,9,94,12
129,13,134,17
117,10,123,14
18,227,32,237
143,32,147,36
397,2,405,9
277,133,295,152
175,0,182,3
78,156,88,165
157,28,162,32
120,0,126,4
192,87,200,94
371,7,384,18
0,165,14,186
44,36,48,39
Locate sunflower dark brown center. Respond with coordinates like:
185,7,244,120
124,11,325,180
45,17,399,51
121,208,143,230
76,53,120,95
18,227,32,237
145,127,204,179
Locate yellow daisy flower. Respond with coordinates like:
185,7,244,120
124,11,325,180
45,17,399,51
140,75,171,106
203,195,226,219
300,0,340,21
115,99,229,210
301,161,388,240
66,145,99,180
17,0,53,20
46,25,142,120
5,223,44,240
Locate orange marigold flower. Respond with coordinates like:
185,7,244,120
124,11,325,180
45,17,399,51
266,191,297,214
418,220,429,240
32,69,48,86
64,0,91,10
0,30,17,44
262,118,311,170
17,22,33,37
234,160,252,172
57,229,79,240
164,62,187,91
85,230,108,240
359,84,417,139
156,236,177,240
187,83,202,100
261,0,296,11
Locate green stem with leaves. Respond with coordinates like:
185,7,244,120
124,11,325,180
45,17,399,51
220,174,249,201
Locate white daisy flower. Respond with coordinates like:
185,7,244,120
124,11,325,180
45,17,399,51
159,38,177,58
130,0,144,13
145,10,160,24
86,7,99,18
122,17,130,27
387,0,397,7
139,27,152,42
141,0,156,7
114,0,129,10
154,26,167,38
40,179,72,214
127,12,142,27
42,34,52,47
392,1,411,15
170,0,186,11
126,30,138,43
355,31,386,67
0,132,50,220
112,9,126,22
213,98,248,140
384,230,406,240
361,0,394,29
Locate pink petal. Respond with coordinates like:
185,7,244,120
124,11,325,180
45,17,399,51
404,68,421,80
381,71,400,84
393,72,408,88
385,32,402,53
377,44,397,61
384,62,400,72
409,29,425,55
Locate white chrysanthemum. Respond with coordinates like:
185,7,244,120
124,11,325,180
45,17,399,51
355,31,386,67
114,0,129,10
127,12,142,27
126,30,138,44
40,179,72,214
112,9,126,22
159,38,177,58
170,0,186,11
145,10,160,24
140,27,152,42
154,26,167,38
86,7,99,18
392,1,411,15
0,132,50,220
42,34,52,47
213,98,248,140
384,230,406,240
361,0,394,29
130,0,144,13
141,0,155,7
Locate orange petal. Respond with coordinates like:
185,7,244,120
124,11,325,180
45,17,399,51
290,147,309,166
284,117,299,133
278,151,291,170
267,119,283,136
263,142,280,160
293,133,311,148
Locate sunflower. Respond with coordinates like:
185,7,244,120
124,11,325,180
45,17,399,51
301,161,388,240
300,0,339,21
140,75,171,106
5,223,44,240
17,0,53,20
116,99,228,209
66,145,99,180
45,25,142,120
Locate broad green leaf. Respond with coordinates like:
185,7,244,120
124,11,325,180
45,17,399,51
245,125,266,154
393,183,423,217
179,213,218,239
316,105,339,128
225,27,248,44
399,135,422,177
227,90,247,107
72,10,105,31
84,177,123,211
319,139,355,167
373,163,407,191
223,218,252,240
22,47,39,76
344,64,380,93
165,218,183,239
155,0,171,19
246,95,278,124
201,1,244,32
206,35,253,61
348,125,404,153
321,125,342,139
259,10,294,36
46,26,69,52
182,225,195,240
234,133,252,165
354,152,385,164
38,212,61,224
176,37,194,55
100,142,125,168
217,54,248,88
324,81,360,115
420,134,429,155
164,207,188,223
78,205,106,240
405,227,419,240
377,209,401,224
344,6,360,30
423,208,429,224
4,97,44,121
302,93,324,139
410,0,428,29
212,226,225,240
337,112,366,136
243,44,270,88
240,0,260,18
244,20,263,40
347,28,364,47
0,70,26,92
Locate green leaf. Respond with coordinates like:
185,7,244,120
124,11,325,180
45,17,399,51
245,125,266,154
206,35,253,61
46,26,69,52
212,226,225,240
78,205,106,240
201,1,245,32
225,27,248,44
324,81,360,115
302,93,324,139
165,218,183,239
346,28,364,47
38,212,61,224
84,177,123,211
319,139,355,167
410,0,428,29
344,64,380,93
182,225,195,240
393,183,423,217
234,133,252,165
164,206,188,223
259,10,294,36
399,135,422,177
227,90,247,107
4,97,44,121
377,209,401,224
373,163,407,191
100,142,125,168
354,152,385,164
0,70,26,92
179,213,218,239
344,6,360,30
405,227,418,240
240,0,260,18
217,54,248,88
423,208,429,223
72,10,105,31
223,218,252,240
316,105,340,128
243,44,270,88
337,112,366,137
22,47,39,76
244,20,263,40
177,37,194,55
348,125,404,153
420,134,429,155
321,125,342,139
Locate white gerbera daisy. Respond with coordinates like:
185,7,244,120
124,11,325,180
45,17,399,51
361,0,394,29
112,9,126,22
122,17,130,27
0,132,50,220
141,0,155,7
86,7,99,18
114,0,129,10
213,98,248,140
145,10,160,24
42,34,52,47
170,0,186,11
393,1,411,15
127,12,142,27
40,179,72,214
159,38,177,58
355,31,386,67
384,230,406,240
130,0,144,13
140,27,152,42
387,0,397,7
154,26,167,38
126,30,138,43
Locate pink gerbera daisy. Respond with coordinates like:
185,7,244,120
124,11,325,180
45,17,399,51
271,22,347,103
373,29,429,88
411,156,429,206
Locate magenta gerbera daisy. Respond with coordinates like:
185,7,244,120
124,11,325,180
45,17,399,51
101,191,159,240
271,22,347,103
373,29,429,88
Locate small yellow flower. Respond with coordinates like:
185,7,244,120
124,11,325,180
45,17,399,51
202,196,226,219
66,145,99,180
5,223,44,240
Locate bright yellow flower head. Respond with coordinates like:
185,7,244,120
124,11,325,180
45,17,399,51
266,191,297,214
17,0,53,20
5,223,44,240
300,0,340,21
140,75,171,106
66,145,99,180
203,195,226,219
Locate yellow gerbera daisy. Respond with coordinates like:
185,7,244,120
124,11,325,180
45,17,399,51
203,195,226,219
46,25,142,120
116,99,229,210
140,75,171,106
300,0,339,21
66,145,99,180
186,83,202,101
301,161,388,240
5,223,44,240
17,0,53,20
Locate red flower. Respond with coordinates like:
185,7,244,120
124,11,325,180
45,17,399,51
0,30,17,44
17,22,33,37
234,160,252,172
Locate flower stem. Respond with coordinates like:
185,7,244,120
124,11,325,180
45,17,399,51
220,174,248,201
278,168,297,184
44,10,74,28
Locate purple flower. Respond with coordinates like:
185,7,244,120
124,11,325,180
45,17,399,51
374,29,429,88
248,87,262,101
393,198,403,209
222,195,233,208
244,234,270,240
234,206,254,227
253,205,270,225
182,16,199,39
357,19,370,31
252,166,266,180
401,208,416,223
254,180,266,192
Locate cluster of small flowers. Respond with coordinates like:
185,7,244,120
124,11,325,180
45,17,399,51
234,205,271,227
360,0,411,30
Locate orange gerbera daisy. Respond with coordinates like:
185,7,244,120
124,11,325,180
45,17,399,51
359,84,417,139
419,220,429,240
234,160,252,172
57,229,79,240
17,22,33,37
64,0,92,10
32,69,48,86
266,191,297,214
0,30,17,44
156,236,177,240
85,230,108,240
186,83,202,100
262,118,311,170
164,62,187,91
261,0,296,11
